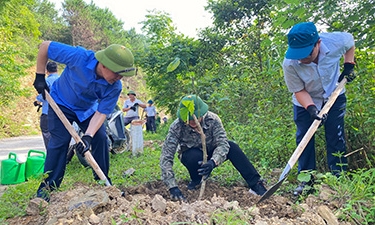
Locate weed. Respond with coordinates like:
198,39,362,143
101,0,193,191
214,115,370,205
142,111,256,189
210,208,251,225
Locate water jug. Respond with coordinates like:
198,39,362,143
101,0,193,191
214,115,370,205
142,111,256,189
25,150,46,180
0,152,26,185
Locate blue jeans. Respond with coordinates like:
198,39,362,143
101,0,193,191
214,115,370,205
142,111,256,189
294,94,347,174
37,105,109,194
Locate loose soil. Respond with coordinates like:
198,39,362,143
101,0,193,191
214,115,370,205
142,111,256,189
4,76,352,224
6,180,351,225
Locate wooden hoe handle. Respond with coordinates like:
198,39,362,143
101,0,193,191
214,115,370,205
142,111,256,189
45,90,111,186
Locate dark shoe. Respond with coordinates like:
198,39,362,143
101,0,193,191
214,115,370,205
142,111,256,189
36,188,50,202
249,180,267,196
187,180,201,190
293,181,314,196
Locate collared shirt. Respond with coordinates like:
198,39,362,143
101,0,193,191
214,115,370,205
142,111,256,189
47,42,122,121
123,99,144,118
36,73,59,115
145,105,156,117
283,32,354,109
160,111,230,188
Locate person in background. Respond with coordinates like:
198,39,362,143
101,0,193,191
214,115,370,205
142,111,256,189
122,90,146,127
34,61,59,149
155,112,161,129
282,22,356,196
32,41,136,201
160,95,267,201
145,99,157,133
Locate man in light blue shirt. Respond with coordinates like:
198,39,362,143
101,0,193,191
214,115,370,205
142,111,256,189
35,61,59,149
33,41,136,201
283,22,356,196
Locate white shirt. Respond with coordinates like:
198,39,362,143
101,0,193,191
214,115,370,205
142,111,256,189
123,99,143,118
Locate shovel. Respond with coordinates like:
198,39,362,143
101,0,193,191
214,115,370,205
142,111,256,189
45,90,111,186
257,78,347,203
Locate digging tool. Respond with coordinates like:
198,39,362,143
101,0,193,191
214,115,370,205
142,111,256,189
257,78,347,203
45,90,112,186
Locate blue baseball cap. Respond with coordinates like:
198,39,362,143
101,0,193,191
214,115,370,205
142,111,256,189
286,22,319,60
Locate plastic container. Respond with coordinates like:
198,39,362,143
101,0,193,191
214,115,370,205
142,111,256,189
131,119,144,156
25,150,46,180
1,152,26,185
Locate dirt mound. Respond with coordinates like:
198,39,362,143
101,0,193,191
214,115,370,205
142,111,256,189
6,181,350,225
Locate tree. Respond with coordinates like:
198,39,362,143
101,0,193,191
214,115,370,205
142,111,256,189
33,0,71,44
0,0,40,105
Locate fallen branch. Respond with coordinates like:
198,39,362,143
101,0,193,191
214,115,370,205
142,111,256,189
192,115,207,200
344,147,363,158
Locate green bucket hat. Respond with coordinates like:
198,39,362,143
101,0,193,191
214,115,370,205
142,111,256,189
127,90,136,96
95,44,136,76
177,95,208,123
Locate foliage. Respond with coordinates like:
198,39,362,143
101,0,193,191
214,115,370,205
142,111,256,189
0,0,39,105
138,10,202,115
32,0,71,44
323,169,375,225
210,208,252,225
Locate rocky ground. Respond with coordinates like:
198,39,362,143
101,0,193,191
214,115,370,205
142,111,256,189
5,180,351,225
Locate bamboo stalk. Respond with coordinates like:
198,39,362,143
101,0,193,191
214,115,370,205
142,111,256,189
192,115,207,200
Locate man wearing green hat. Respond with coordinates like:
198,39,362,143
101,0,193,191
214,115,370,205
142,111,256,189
32,41,136,201
283,22,356,196
122,90,146,127
160,95,267,201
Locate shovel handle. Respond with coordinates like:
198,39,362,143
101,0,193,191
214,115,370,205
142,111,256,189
281,77,347,180
45,90,111,186
258,78,348,204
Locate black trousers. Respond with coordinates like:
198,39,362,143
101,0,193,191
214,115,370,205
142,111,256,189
146,116,156,132
180,141,261,187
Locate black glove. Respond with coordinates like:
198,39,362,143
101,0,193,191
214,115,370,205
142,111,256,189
169,187,186,201
306,105,327,126
33,101,39,107
75,135,93,157
133,103,139,107
130,106,136,111
338,62,356,83
33,73,49,99
306,105,321,121
198,159,216,180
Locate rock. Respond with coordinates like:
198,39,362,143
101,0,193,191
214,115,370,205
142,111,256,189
26,198,49,215
89,214,101,224
122,168,135,177
317,205,339,225
151,194,167,212
319,184,336,201
67,190,109,212
248,205,260,216
301,211,326,225
104,186,123,199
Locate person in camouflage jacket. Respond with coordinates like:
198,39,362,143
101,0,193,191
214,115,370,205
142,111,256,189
160,95,267,201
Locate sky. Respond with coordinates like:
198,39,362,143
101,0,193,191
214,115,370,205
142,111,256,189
49,0,214,38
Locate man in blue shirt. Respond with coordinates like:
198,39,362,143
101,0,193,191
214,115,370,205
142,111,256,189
33,41,136,201
283,22,356,196
35,61,59,149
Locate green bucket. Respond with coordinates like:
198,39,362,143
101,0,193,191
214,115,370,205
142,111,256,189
25,150,46,180
1,152,26,185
